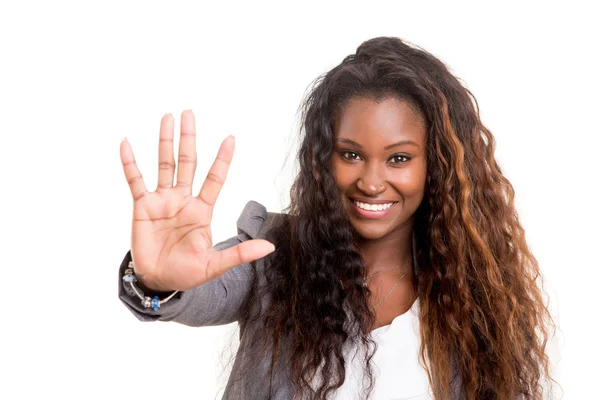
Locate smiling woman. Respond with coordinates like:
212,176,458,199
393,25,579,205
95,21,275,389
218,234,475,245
118,36,556,400
332,97,428,241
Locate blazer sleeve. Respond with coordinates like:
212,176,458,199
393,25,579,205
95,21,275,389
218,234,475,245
117,200,271,327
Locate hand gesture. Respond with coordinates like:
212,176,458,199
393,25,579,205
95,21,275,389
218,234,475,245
119,110,275,292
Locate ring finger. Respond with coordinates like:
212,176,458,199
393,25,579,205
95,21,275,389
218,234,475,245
157,113,175,190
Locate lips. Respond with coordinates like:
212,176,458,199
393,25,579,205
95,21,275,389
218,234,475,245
348,197,398,219
350,197,398,205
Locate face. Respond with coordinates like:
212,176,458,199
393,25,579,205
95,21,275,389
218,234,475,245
331,96,427,241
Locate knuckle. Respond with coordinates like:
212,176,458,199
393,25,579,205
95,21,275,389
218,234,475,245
133,191,147,201
215,155,231,165
178,154,197,164
159,161,175,170
127,175,143,185
198,193,215,206
235,243,244,264
205,173,224,185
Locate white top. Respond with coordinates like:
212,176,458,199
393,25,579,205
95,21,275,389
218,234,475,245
331,299,433,400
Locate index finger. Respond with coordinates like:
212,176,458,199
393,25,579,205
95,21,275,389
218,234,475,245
196,135,235,206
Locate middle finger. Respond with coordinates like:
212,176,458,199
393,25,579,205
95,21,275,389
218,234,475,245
157,113,175,190
175,110,198,193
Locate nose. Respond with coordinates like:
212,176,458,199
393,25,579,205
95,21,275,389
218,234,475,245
356,164,386,195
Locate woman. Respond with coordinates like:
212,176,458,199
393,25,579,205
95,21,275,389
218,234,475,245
118,37,555,399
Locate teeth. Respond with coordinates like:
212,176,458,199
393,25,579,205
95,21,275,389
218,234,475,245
353,201,394,211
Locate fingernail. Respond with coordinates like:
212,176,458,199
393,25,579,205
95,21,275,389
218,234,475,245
182,110,195,124
121,137,128,143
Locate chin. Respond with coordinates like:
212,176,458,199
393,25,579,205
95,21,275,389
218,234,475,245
349,222,393,240
355,231,388,240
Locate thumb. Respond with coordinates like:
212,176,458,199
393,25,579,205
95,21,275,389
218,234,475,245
208,239,276,278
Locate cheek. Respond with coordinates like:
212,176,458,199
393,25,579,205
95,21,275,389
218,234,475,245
394,167,427,195
332,161,355,191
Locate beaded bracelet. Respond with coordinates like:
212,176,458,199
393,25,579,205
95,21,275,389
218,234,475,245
123,261,179,311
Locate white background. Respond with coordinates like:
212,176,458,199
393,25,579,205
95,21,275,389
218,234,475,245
1,1,598,399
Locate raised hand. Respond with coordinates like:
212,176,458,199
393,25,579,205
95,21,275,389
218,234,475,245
120,110,275,292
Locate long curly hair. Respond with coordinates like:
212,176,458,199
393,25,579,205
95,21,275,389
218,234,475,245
240,36,555,400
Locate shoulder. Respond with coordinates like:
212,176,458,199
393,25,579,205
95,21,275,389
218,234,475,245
236,200,289,240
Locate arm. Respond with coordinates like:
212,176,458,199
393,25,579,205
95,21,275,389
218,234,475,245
118,200,270,327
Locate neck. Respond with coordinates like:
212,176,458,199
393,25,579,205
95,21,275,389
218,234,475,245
358,226,417,310
358,226,414,274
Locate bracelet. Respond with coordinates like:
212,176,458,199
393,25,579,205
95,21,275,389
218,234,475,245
123,261,179,311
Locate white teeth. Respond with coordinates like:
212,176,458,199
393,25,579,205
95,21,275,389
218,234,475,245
353,201,394,211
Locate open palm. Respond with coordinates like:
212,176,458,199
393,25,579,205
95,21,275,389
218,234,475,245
120,110,275,292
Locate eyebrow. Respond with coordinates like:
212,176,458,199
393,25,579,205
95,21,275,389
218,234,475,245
336,138,420,150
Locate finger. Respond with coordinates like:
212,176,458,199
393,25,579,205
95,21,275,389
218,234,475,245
120,138,148,201
157,113,175,190
196,135,234,206
208,239,276,278
175,110,197,193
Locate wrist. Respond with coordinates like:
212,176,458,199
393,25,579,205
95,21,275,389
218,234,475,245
129,263,172,293
123,262,180,311
136,276,173,297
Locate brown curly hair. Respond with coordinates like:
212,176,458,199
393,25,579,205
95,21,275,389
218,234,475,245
240,36,556,399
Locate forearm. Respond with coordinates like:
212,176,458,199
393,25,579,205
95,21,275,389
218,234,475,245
117,236,254,326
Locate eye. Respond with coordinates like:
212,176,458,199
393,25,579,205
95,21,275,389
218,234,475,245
389,154,411,164
340,151,362,161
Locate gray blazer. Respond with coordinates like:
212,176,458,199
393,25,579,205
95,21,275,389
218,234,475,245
118,200,464,399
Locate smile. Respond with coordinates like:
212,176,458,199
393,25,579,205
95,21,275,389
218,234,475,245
353,200,395,211
349,198,398,219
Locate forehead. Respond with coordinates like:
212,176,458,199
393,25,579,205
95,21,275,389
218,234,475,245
334,96,427,146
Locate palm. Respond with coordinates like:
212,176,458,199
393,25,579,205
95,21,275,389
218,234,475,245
120,111,275,292
131,194,214,291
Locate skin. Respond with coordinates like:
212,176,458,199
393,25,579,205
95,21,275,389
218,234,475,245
120,111,276,293
120,100,426,328
331,96,428,328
